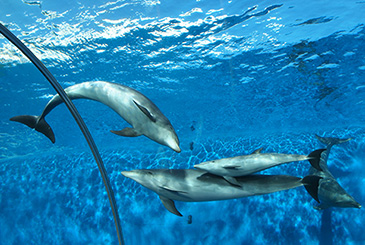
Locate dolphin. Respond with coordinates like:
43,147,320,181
303,135,361,210
194,148,325,186
10,81,181,152
303,176,361,210
121,168,304,216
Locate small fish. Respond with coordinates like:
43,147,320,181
190,142,194,151
187,215,192,224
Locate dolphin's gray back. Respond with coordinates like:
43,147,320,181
40,81,123,118
40,81,165,123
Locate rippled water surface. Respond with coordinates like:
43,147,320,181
0,1,364,244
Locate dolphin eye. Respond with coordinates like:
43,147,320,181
147,171,153,175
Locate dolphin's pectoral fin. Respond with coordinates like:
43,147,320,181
302,175,323,203
159,195,182,216
133,100,157,123
308,149,326,171
251,147,264,154
110,127,142,137
223,176,242,187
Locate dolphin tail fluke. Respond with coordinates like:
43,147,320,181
307,149,326,171
315,134,352,147
10,115,55,143
302,175,322,203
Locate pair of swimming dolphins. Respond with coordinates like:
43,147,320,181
121,137,361,216
11,81,361,216
121,149,324,216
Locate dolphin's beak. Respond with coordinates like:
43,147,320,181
121,170,147,186
193,162,205,170
164,133,181,153
121,170,137,180
173,144,181,153
121,171,129,177
121,170,144,186
165,140,181,153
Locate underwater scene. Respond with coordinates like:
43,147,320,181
0,0,364,244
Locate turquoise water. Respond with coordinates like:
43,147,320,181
0,1,364,244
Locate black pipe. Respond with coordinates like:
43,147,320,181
0,23,124,245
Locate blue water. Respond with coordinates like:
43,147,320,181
1,1,365,244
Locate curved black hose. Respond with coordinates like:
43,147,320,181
0,23,124,245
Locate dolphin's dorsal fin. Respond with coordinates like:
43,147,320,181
251,148,263,154
223,176,242,187
133,100,157,122
110,127,141,137
159,195,182,216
